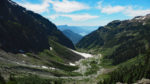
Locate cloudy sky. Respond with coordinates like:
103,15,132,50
12,0,150,26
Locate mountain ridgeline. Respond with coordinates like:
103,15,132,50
77,14,150,83
77,14,150,64
0,0,75,53
0,0,85,83
57,25,98,36
1,0,150,83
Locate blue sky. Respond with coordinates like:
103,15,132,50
12,0,150,26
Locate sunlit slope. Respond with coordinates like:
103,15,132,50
77,14,150,64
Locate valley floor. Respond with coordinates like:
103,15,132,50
0,48,114,84
1,49,149,84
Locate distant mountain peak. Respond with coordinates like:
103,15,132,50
57,25,98,36
62,29,83,44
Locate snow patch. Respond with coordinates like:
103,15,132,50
49,67,55,70
135,17,141,20
22,54,27,57
142,16,146,20
70,49,93,58
49,47,53,51
41,66,56,70
143,22,146,25
69,63,76,66
41,66,48,69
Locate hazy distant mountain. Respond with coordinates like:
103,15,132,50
62,29,83,44
57,25,98,36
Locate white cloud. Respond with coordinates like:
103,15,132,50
97,1,150,16
100,5,125,14
49,14,99,21
18,0,51,13
124,7,150,17
49,14,59,19
50,0,90,13
97,1,125,14
61,14,98,21
16,0,89,13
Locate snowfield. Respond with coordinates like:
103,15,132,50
69,62,76,66
69,49,93,58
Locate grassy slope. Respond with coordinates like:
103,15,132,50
76,15,150,84
77,16,150,64
0,40,83,84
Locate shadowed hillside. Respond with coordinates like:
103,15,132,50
0,0,75,53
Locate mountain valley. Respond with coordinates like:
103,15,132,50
0,0,150,84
